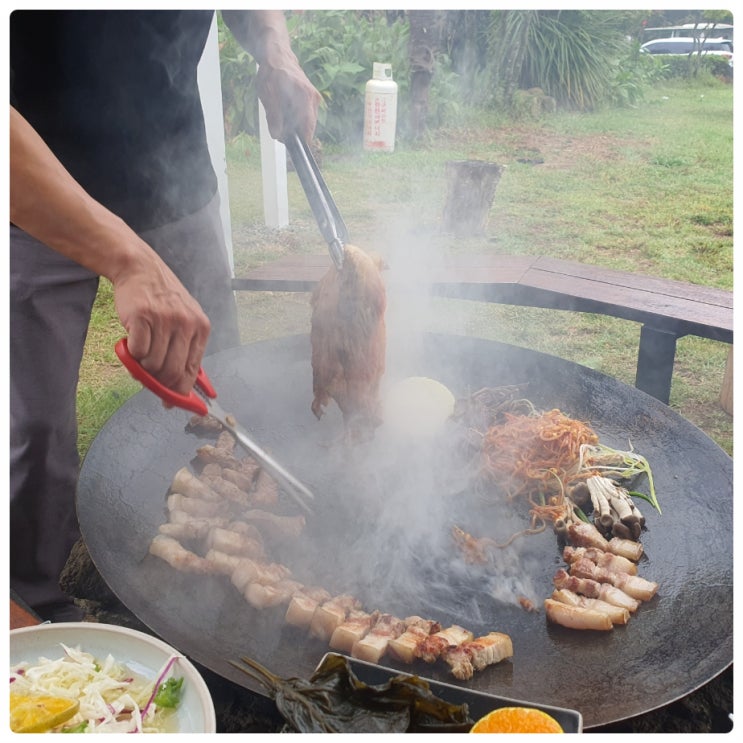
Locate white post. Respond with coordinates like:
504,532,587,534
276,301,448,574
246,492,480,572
198,13,234,270
259,100,289,228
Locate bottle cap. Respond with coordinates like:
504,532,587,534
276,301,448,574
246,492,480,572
372,62,393,80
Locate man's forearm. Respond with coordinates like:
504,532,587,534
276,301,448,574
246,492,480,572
10,105,159,284
221,9,294,66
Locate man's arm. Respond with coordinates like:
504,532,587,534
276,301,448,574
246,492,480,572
10,105,210,395
221,9,322,143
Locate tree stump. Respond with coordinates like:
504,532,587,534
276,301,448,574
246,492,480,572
442,160,504,236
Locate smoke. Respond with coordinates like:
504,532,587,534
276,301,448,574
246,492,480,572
288,220,542,620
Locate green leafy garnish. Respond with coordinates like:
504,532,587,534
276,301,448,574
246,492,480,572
61,721,88,733
153,677,184,708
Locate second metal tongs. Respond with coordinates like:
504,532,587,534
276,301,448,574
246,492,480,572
285,132,348,271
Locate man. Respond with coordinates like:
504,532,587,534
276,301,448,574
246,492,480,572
9,10,322,620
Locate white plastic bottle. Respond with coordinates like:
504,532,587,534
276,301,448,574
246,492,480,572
363,62,398,152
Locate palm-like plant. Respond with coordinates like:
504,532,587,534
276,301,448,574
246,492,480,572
487,10,637,111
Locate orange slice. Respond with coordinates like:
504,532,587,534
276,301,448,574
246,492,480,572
470,706,564,733
9,692,80,733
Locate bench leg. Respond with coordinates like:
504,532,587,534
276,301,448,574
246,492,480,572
635,326,677,404
720,346,733,415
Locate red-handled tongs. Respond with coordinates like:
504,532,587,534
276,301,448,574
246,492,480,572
114,338,314,515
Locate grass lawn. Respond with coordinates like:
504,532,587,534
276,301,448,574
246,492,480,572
78,76,733,457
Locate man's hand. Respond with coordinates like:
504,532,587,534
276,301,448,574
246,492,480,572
222,9,322,143
112,253,210,396
256,52,322,143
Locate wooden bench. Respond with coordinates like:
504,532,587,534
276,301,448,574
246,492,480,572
232,253,733,407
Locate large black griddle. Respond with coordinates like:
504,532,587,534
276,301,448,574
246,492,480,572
77,333,733,729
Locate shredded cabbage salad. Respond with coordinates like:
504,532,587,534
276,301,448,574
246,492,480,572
9,643,184,733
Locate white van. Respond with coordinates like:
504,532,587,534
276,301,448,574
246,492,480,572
640,36,733,64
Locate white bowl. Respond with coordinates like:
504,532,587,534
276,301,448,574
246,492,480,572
9,622,216,734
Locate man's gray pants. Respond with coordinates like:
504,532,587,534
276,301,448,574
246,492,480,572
9,194,239,613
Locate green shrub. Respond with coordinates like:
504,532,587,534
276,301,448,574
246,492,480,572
219,10,461,146
649,52,733,81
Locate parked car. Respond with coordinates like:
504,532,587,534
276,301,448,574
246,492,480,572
640,36,733,65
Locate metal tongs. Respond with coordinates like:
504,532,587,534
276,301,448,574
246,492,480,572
114,338,314,515
285,132,348,271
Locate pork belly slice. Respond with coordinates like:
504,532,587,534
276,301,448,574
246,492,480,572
329,609,380,653
566,521,610,551
607,536,644,562
309,595,362,641
167,492,225,518
195,444,245,470
244,579,304,609
563,545,637,575
206,526,265,559
222,465,260,494
544,598,613,631
551,588,630,626
242,509,306,541
387,617,442,664
285,587,333,628
204,548,243,576
158,513,228,540
443,632,513,681
553,569,640,613
149,534,218,575
569,557,658,601
415,625,474,664
249,470,280,508
230,557,291,593
215,429,237,454
201,473,252,507
351,614,406,664
170,467,221,501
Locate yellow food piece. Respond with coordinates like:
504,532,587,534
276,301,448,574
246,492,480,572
469,706,564,734
9,692,80,733
383,376,455,436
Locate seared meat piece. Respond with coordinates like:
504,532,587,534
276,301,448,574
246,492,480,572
388,616,442,664
310,244,386,442
351,613,406,664
329,609,380,653
309,594,362,641
285,587,333,628
415,625,474,663
442,632,513,680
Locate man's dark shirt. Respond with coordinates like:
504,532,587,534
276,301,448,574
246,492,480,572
11,10,219,232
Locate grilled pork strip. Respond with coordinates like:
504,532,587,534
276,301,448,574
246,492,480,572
544,598,613,631
329,609,380,653
222,465,261,494
244,579,304,609
443,632,514,680
166,492,225,518
553,569,640,612
416,625,474,663
242,509,306,541
149,534,218,575
206,527,265,559
230,557,291,593
388,617,442,664
351,613,406,664
569,557,658,601
285,588,332,628
563,545,637,575
551,588,630,625
158,513,228,540
607,536,644,562
309,595,361,641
